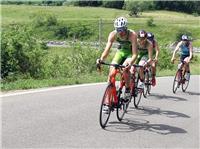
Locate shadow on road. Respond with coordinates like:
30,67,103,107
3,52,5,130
128,106,190,118
187,91,200,96
105,118,187,135
149,93,187,101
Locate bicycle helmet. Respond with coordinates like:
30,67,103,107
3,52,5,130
114,17,127,32
138,30,147,38
147,32,154,40
181,35,188,41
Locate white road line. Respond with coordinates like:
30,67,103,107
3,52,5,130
1,75,199,98
0,82,107,98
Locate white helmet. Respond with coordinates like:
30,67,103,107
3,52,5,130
114,17,127,30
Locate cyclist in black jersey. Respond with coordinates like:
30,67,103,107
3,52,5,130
147,32,160,86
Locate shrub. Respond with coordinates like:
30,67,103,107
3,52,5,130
147,17,156,27
1,24,47,80
33,13,57,27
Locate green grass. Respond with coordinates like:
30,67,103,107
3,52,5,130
1,5,200,91
1,72,107,91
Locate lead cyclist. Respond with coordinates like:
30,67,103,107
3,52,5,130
96,17,138,102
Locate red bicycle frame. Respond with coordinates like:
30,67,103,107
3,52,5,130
109,68,125,105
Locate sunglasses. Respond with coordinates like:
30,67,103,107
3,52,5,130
116,27,126,33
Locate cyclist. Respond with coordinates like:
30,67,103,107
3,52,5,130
171,35,193,80
96,17,138,101
134,30,153,88
147,32,160,86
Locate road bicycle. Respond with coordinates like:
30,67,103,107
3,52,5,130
98,61,130,128
172,61,190,93
130,64,144,108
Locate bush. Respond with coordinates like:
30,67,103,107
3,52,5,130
41,44,101,79
146,17,156,27
157,47,174,70
1,24,47,80
33,13,57,27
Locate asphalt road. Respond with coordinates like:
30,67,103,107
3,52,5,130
1,76,200,148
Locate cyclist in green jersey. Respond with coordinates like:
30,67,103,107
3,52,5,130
96,17,138,100
133,30,153,88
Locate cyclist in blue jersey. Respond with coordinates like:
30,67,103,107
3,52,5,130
171,35,193,80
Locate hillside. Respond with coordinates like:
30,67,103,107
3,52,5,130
2,5,200,47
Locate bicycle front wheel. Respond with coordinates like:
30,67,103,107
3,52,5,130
173,70,181,93
182,73,190,92
99,84,113,128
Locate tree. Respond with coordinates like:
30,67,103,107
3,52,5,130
102,1,124,9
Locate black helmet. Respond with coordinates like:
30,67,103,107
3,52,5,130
147,32,154,40
138,30,147,38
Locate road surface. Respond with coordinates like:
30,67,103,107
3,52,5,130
1,76,200,148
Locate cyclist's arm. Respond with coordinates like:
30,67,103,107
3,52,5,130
129,32,138,65
100,31,115,61
147,41,153,64
188,42,193,61
171,41,181,61
154,40,160,61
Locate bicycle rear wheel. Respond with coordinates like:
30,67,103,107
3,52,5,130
143,70,150,98
173,70,181,93
134,88,143,108
99,84,113,128
116,87,129,121
182,73,190,92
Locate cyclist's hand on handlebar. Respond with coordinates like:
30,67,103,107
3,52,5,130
154,58,158,63
124,63,131,71
96,58,102,71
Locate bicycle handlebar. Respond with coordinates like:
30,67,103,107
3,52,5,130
100,61,143,68
100,61,125,68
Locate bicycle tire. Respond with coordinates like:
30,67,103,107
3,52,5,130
182,73,190,92
173,70,181,93
116,88,128,121
99,84,112,128
143,70,150,98
134,88,143,108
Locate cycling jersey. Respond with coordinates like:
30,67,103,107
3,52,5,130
135,39,151,64
112,29,133,64
179,42,190,62
180,43,190,56
116,29,132,50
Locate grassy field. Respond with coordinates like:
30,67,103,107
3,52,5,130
1,5,200,91
2,5,200,45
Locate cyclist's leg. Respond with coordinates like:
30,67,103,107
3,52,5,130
151,60,157,86
183,56,190,72
138,55,148,81
180,55,187,77
109,50,124,82
121,51,132,89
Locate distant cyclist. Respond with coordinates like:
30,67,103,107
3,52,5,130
171,35,193,80
134,30,153,88
147,32,160,86
96,17,138,101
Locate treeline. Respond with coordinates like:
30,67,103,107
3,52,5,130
1,0,200,15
